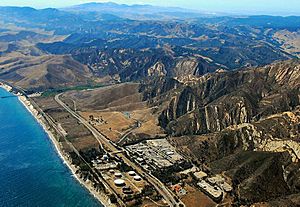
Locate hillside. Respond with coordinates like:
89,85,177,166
137,59,300,205
148,59,300,136
0,55,94,91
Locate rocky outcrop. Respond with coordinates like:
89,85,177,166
140,77,181,102
173,58,216,77
215,110,300,159
154,59,300,136
147,62,166,77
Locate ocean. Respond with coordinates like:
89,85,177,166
0,88,102,207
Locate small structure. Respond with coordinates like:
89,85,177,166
136,121,142,128
198,180,223,202
222,182,233,192
102,154,109,161
172,184,187,195
109,169,115,174
172,184,182,193
194,171,208,180
207,175,225,185
114,179,125,187
179,188,187,195
166,151,175,156
115,172,122,178
136,157,144,162
133,175,142,181
207,175,232,192
122,186,133,194
128,171,136,176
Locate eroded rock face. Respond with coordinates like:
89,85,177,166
68,47,221,82
154,59,300,137
215,110,300,159
173,58,215,77
267,60,300,89
141,59,300,206
147,62,166,77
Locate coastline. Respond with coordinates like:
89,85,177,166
0,84,112,207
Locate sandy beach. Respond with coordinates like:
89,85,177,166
0,83,114,207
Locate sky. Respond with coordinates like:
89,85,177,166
0,0,300,15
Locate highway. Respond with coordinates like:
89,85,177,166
55,93,184,207
14,89,124,206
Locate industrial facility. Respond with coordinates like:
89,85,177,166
126,139,185,172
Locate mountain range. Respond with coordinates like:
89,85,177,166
0,3,300,206
63,2,211,20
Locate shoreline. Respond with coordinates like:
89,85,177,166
0,84,112,207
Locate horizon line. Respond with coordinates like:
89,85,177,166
0,1,299,17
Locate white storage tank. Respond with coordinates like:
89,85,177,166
133,175,142,181
115,172,122,178
114,179,125,187
128,171,136,176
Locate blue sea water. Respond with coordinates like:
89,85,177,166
0,88,102,207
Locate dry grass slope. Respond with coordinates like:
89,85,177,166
62,83,165,142
0,55,94,90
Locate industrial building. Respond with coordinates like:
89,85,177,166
126,139,185,171
198,180,223,202
207,175,233,193
193,171,208,180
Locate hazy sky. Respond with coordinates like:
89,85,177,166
0,0,300,15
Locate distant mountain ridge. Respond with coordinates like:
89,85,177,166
62,2,208,20
1,4,300,89
64,2,193,12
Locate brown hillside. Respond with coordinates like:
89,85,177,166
0,55,94,90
